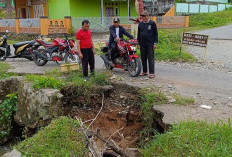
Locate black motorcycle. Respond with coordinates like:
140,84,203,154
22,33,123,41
0,35,39,61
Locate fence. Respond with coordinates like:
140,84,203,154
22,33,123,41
176,3,232,15
154,16,189,28
186,0,229,3
0,16,71,35
0,15,189,35
0,19,16,33
72,17,137,32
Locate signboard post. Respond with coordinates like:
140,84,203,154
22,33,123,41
180,33,209,61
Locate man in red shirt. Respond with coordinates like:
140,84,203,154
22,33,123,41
76,20,96,77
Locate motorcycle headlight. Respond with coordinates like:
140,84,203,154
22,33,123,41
130,46,136,51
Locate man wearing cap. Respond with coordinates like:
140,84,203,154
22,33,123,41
137,11,158,78
108,17,134,66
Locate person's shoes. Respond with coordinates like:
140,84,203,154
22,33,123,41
83,77,89,81
149,74,155,79
140,72,148,76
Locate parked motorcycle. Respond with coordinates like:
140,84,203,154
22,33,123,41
33,34,79,66
0,35,38,61
100,39,142,77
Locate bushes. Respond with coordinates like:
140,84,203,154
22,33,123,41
0,93,18,139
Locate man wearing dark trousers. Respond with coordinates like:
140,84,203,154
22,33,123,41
109,17,134,66
137,11,158,78
76,20,96,78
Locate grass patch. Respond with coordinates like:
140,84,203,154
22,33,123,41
0,62,16,80
0,93,18,139
0,62,11,73
25,70,110,90
15,116,88,157
190,7,232,29
66,71,110,87
7,40,20,45
173,94,195,105
156,29,196,62
25,74,64,90
140,120,232,157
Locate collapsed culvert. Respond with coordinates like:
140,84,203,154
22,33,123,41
0,77,170,156
60,83,170,156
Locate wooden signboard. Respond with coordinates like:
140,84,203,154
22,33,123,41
182,33,208,47
181,33,209,61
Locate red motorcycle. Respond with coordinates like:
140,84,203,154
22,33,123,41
33,34,79,66
100,39,142,77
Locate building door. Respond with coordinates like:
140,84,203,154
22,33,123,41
105,7,114,17
21,8,27,18
105,7,114,26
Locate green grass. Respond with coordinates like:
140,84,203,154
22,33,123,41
140,120,232,157
66,71,110,87
7,40,20,45
25,74,64,90
15,116,88,157
0,62,16,80
190,7,232,29
0,62,11,73
25,70,109,90
173,94,195,105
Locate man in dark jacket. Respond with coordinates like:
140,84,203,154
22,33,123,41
137,11,158,78
109,17,134,66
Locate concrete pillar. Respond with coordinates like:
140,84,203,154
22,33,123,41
40,16,49,35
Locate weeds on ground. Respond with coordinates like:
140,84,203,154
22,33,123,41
0,63,16,80
15,116,88,157
25,74,64,89
140,120,232,157
25,70,110,90
173,94,195,105
0,93,18,139
139,88,168,145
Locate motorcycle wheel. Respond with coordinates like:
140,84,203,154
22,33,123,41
64,54,80,64
128,58,142,77
34,49,48,66
0,49,6,61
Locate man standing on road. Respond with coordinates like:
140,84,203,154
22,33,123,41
137,11,158,78
76,20,96,78
109,17,134,66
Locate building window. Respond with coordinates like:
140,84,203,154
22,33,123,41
115,7,119,16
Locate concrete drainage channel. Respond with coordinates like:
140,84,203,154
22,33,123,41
0,77,168,157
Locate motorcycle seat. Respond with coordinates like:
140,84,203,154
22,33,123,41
40,40,53,45
13,41,34,48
